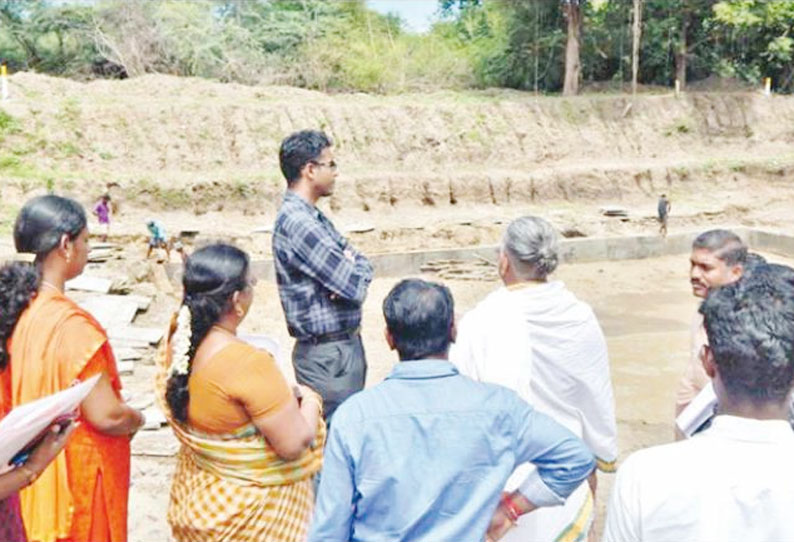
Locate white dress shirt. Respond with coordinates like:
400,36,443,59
604,415,794,542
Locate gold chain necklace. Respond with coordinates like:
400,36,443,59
211,325,237,337
40,280,63,293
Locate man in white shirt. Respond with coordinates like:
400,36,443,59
604,263,794,542
450,216,618,542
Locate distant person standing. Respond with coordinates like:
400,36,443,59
146,219,170,260
93,194,111,242
273,130,373,422
657,194,671,237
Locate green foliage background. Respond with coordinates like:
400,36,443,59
0,0,792,93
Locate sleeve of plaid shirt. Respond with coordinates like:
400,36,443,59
289,217,373,304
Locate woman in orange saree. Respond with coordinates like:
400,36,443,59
0,303,76,542
157,244,325,542
0,195,145,542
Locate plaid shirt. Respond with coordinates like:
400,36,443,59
273,191,373,339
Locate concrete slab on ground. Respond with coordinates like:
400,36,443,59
80,296,139,329
66,275,113,293
108,326,163,345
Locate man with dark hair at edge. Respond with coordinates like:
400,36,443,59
309,279,595,542
604,264,794,541
657,194,671,237
273,130,373,422
675,229,748,417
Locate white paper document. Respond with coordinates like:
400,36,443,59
0,374,101,470
676,381,718,438
238,333,290,376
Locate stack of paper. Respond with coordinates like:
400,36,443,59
0,375,100,472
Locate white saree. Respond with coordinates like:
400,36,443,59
450,281,618,542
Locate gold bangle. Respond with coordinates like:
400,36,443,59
19,465,39,487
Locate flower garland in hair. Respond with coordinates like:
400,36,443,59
169,304,192,377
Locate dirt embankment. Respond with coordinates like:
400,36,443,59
1,72,793,216
2,73,794,259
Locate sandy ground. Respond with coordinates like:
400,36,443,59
122,249,794,541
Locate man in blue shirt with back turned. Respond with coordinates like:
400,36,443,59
309,279,595,542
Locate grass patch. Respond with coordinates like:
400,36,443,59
671,166,690,180
0,109,21,143
161,188,191,207
559,100,588,124
0,203,20,235
56,97,82,126
0,109,19,133
0,156,88,194
664,117,693,136
10,142,39,156
132,178,192,209
232,179,258,199
0,154,22,169
57,141,81,157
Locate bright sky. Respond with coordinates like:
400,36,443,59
367,0,441,33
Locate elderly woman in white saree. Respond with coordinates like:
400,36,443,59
451,216,617,542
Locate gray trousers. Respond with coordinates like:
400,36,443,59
292,334,367,422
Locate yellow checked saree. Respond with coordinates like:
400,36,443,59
155,331,325,542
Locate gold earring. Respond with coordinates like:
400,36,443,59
236,307,244,318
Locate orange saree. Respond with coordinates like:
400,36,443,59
3,289,130,542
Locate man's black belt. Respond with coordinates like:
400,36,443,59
298,327,360,345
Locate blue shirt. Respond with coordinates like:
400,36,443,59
309,360,596,542
147,221,166,241
273,191,373,339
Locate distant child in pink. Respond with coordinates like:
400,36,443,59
93,194,111,241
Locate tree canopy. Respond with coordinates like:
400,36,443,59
0,0,791,93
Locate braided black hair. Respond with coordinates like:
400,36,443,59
0,195,87,371
165,244,250,424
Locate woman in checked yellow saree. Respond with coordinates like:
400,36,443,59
155,244,325,542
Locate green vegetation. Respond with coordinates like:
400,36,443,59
0,109,20,141
665,117,694,136
56,141,81,157
0,0,792,94
0,153,21,169
0,203,19,234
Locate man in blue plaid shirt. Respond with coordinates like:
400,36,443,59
273,130,373,421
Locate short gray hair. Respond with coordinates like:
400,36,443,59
502,216,560,280
692,229,747,266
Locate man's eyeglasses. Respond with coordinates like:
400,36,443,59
311,160,337,171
